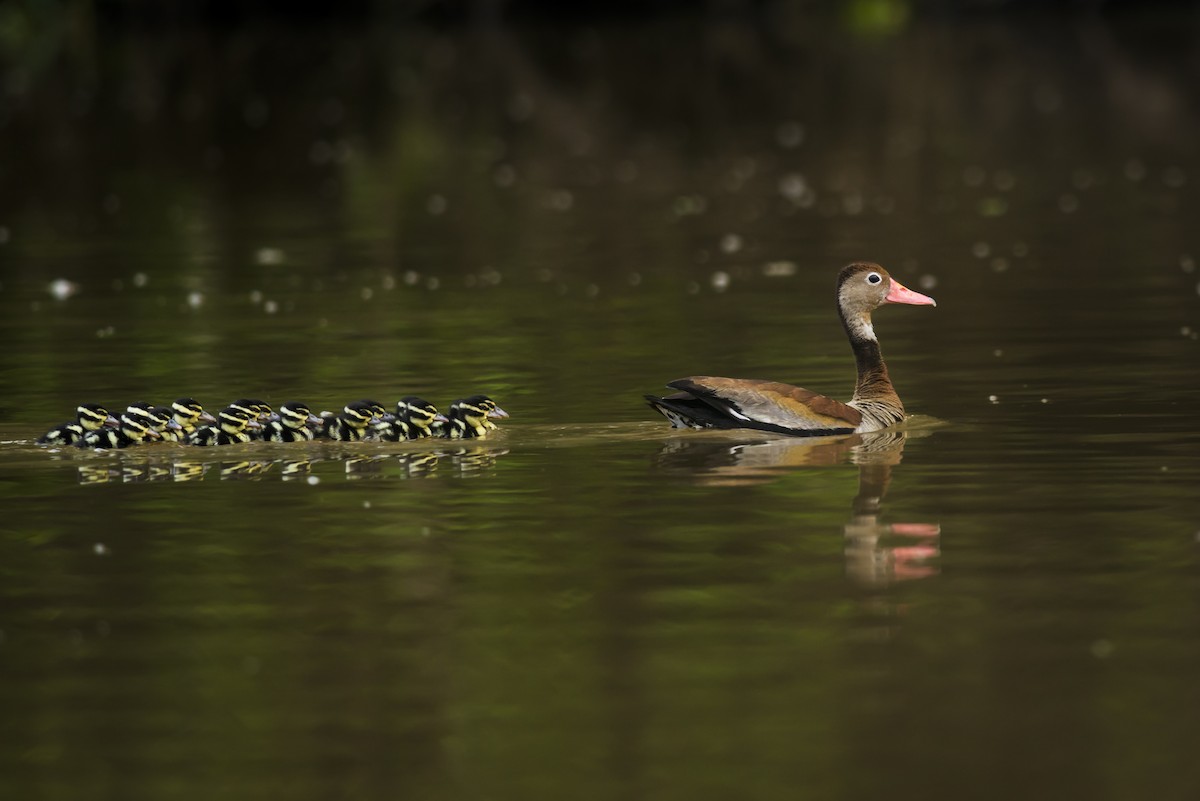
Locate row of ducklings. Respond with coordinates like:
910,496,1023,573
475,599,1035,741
38,395,508,450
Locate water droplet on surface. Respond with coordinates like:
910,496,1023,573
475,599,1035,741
775,121,805,148
255,248,285,266
763,261,796,278
48,279,78,300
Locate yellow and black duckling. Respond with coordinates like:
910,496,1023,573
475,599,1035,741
374,396,446,441
126,402,181,441
37,403,119,446
75,409,162,449
323,399,382,441
188,406,261,446
261,401,323,442
158,398,216,442
438,395,509,439
228,399,273,439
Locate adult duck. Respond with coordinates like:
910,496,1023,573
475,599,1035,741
645,263,935,436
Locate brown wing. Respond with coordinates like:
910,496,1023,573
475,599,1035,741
669,376,863,432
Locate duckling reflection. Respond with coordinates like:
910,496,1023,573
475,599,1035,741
652,430,939,587
71,444,510,483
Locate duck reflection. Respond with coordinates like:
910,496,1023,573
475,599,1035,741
653,430,940,587
74,443,509,484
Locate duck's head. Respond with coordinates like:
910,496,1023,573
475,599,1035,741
78,403,119,431
398,396,446,432
279,401,322,430
217,406,258,434
172,397,215,425
837,263,936,341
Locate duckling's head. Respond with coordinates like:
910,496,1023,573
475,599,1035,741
279,401,322,430
342,400,380,428
172,398,215,425
126,402,176,433
78,403,118,431
217,406,256,434
398,396,445,432
119,412,159,441
230,399,273,421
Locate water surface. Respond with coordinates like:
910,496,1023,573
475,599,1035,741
2,8,1200,801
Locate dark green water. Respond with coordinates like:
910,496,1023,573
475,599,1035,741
2,7,1200,800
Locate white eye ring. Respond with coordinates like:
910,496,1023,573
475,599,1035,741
866,272,882,285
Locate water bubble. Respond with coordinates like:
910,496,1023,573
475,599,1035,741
628,272,642,286
381,274,396,290
775,121,805,148
263,300,279,314
585,283,600,298
615,160,638,183
685,281,700,295
249,290,263,305
1181,255,1195,274
993,170,1016,191
1163,167,1186,188
711,271,730,292
1033,84,1061,113
991,258,1009,273
1124,159,1146,181
426,277,440,291
363,501,371,509
255,248,285,266
1012,242,1029,258
93,543,109,556
243,98,270,129
187,292,204,309
132,272,148,288
48,278,79,300
404,270,420,286
918,274,937,290
546,190,573,211
971,242,991,259
962,166,986,187
0,226,9,244
993,349,1003,357
306,475,320,485
493,163,516,187
988,395,1000,404
762,261,796,278
1090,639,1114,659
778,173,808,202
360,287,373,301
426,194,448,215
720,233,743,254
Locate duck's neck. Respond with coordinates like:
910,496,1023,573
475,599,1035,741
839,308,905,424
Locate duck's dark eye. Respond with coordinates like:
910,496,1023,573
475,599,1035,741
866,272,882,285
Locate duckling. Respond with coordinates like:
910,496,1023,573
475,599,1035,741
324,399,381,441
76,410,162,449
261,401,323,442
159,398,216,442
374,396,447,441
125,402,181,441
439,395,509,439
37,403,119,446
188,406,261,446
228,399,273,439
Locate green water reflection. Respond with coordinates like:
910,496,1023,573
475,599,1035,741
3,6,1200,801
